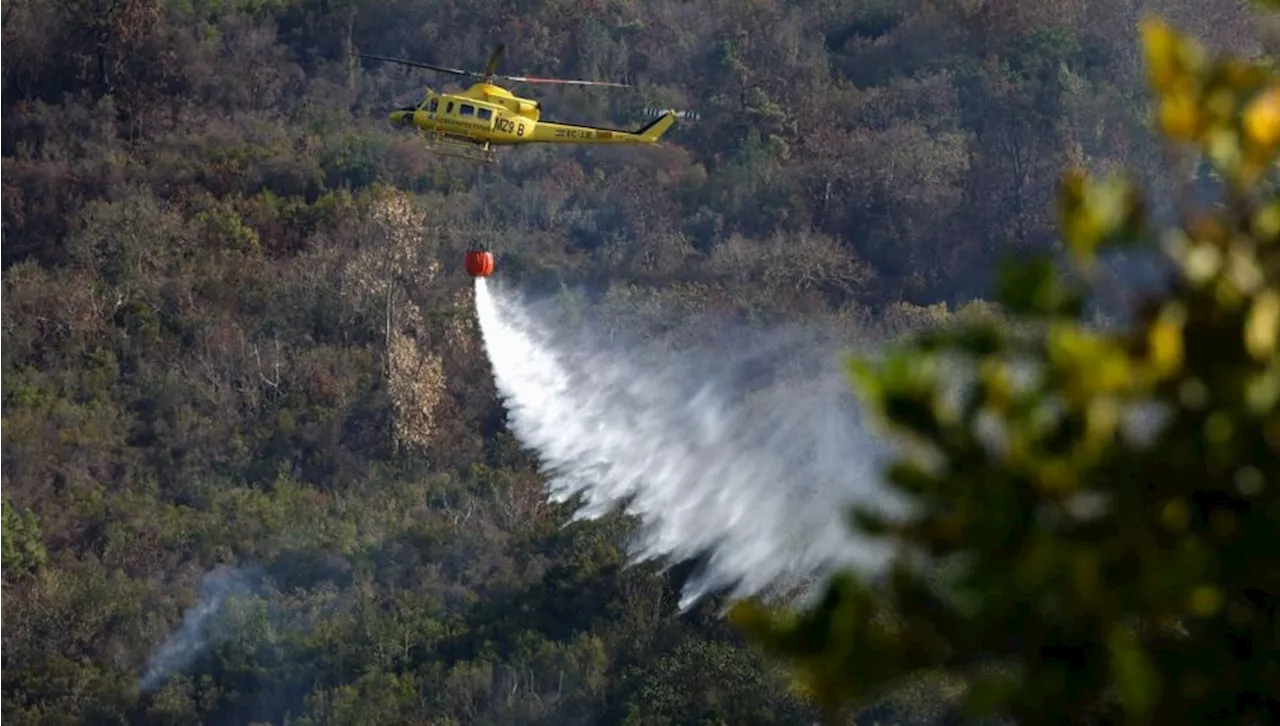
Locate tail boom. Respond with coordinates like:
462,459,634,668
528,110,677,145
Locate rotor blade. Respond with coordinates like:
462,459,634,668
357,53,483,79
495,74,631,88
642,107,700,120
483,44,506,79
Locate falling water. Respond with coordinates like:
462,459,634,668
473,278,902,608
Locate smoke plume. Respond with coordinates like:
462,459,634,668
139,565,262,693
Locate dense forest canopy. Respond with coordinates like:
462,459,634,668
1,0,1271,724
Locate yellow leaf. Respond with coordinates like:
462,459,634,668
1205,126,1242,173
1243,86,1280,150
1245,290,1280,361
1107,625,1161,722
1244,368,1280,413
1159,92,1201,142
1098,351,1137,394
1227,245,1265,294
982,363,1014,412
1147,303,1186,379
1252,200,1280,242
1035,459,1075,493
1160,498,1190,531
1204,87,1238,125
1139,16,1182,94
1047,323,1102,373
1205,411,1235,445
1180,241,1221,286
1189,585,1224,617
1058,171,1146,265
1084,396,1120,452
1139,15,1205,95
727,599,774,633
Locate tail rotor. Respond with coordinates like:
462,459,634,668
641,107,699,122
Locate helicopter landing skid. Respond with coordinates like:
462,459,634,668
421,132,496,164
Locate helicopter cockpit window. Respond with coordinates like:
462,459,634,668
428,98,439,113
460,104,475,117
477,108,492,121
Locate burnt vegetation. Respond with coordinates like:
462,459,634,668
0,1,1265,724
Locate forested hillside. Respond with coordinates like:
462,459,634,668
0,0,1264,724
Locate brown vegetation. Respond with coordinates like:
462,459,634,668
1,0,1265,724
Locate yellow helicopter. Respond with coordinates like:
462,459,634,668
358,44,688,163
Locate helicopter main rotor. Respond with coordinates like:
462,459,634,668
358,44,631,88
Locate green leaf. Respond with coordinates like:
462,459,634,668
1057,170,1148,267
996,254,1085,317
1106,626,1162,724
849,504,897,537
964,667,1024,718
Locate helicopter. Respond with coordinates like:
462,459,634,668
358,44,690,163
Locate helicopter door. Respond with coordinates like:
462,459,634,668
428,98,439,116
476,107,495,129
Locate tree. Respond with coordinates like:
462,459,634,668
1,498,48,581
342,186,446,453
733,11,1280,726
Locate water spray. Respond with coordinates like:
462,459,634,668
472,277,900,609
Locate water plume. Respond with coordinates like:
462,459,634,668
473,278,902,609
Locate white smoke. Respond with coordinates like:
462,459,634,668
139,565,261,693
473,278,904,609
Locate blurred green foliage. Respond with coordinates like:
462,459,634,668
733,14,1280,726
